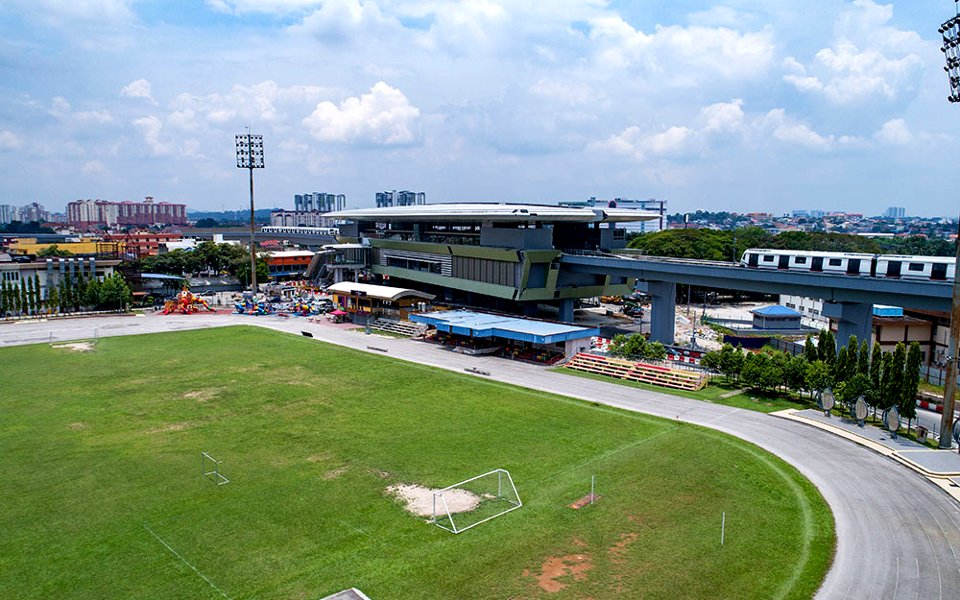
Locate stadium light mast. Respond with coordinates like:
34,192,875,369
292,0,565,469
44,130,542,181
235,130,264,293
938,2,960,449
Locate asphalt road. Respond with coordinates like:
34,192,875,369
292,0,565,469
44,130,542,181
3,312,960,599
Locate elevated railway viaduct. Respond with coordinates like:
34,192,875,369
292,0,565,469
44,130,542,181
561,254,954,346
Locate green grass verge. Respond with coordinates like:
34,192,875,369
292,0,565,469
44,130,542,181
0,326,833,599
554,367,813,413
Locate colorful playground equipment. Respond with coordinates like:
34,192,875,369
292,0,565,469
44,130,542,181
162,288,215,315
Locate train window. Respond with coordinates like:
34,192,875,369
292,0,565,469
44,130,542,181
828,259,842,267
763,255,775,262
908,263,924,272
794,257,807,264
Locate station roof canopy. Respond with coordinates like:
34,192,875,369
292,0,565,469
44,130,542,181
326,281,435,302
410,310,599,344
750,305,802,317
325,203,660,224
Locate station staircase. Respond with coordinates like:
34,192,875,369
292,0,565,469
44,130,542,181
367,318,428,337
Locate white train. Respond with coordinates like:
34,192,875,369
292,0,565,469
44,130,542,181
260,226,339,236
739,248,955,281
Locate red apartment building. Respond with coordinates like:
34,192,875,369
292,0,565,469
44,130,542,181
67,197,187,230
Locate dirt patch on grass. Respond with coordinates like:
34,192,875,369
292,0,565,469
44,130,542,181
67,422,88,431
183,388,222,402
323,466,349,480
523,553,593,593
307,453,330,463
53,342,95,352
608,532,638,565
387,483,481,517
568,494,601,509
146,422,193,434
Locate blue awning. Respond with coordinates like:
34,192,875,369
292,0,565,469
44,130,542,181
410,310,599,344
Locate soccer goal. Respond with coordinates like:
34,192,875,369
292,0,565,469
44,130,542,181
201,452,229,485
432,469,521,534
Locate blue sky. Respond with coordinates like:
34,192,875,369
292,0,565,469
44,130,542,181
0,0,957,216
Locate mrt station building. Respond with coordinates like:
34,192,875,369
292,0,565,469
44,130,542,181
324,203,659,321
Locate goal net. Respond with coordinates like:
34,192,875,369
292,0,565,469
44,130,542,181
432,469,521,534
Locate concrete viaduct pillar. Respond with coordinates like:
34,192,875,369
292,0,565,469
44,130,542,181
822,301,873,348
558,298,575,323
637,280,676,345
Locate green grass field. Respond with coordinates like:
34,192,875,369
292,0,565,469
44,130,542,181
0,326,834,599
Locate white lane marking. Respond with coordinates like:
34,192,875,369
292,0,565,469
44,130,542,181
143,523,232,600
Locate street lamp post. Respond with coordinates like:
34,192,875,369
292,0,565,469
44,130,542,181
937,3,960,448
235,131,264,293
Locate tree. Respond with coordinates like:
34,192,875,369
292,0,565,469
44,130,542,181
83,278,101,309
717,344,744,382
194,217,220,228
98,273,132,310
32,274,41,312
817,330,836,364
901,342,922,435
835,373,871,417
47,286,59,315
868,343,884,416
783,355,810,396
804,335,819,363
645,341,666,361
701,350,721,372
857,340,870,376
20,277,34,315
0,280,8,315
805,361,831,397
236,254,269,287
37,245,73,258
878,351,896,410
833,346,850,385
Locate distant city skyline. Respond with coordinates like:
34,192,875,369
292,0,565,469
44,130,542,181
1,1,958,217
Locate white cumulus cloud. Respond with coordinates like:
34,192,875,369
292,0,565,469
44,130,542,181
302,81,420,146
120,79,158,105
782,0,924,105
0,130,23,150
133,115,174,156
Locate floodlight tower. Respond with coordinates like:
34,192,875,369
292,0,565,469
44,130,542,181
938,2,960,449
235,130,264,293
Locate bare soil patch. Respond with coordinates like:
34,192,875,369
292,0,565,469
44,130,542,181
146,422,193,434
183,388,222,402
53,342,95,352
608,532,638,565
322,466,349,480
306,453,330,463
523,553,593,593
67,422,88,431
387,483,481,517
568,494,601,509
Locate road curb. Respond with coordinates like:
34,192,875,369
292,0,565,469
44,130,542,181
774,409,960,504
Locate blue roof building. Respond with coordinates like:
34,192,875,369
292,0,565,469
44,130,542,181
750,305,802,330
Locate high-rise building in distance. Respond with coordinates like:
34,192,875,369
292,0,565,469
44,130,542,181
375,190,426,208
294,192,346,213
883,206,906,218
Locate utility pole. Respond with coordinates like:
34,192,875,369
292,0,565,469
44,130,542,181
937,3,960,448
235,130,264,293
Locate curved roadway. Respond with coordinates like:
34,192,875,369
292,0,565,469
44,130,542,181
3,313,960,599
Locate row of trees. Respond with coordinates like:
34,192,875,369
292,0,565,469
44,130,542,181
627,227,957,261
608,333,667,361
0,272,132,317
139,241,268,285
701,331,923,432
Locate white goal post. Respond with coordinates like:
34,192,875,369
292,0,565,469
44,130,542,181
201,452,229,485
432,468,521,534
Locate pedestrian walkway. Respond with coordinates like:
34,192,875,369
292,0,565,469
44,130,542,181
777,408,960,502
